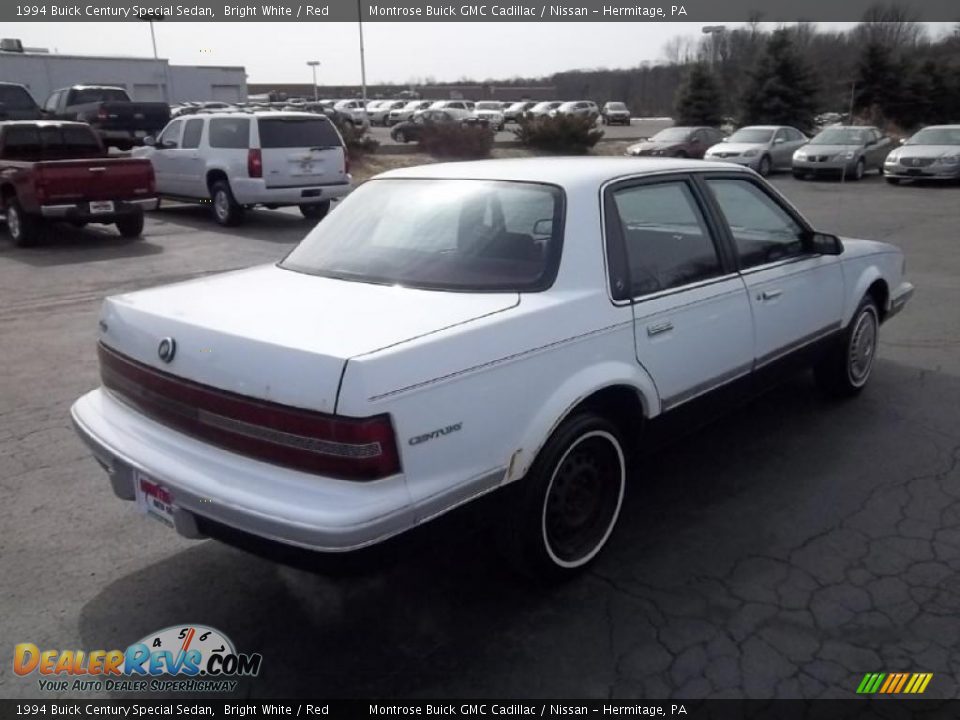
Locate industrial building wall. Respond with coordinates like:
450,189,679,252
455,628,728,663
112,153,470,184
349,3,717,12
0,52,246,105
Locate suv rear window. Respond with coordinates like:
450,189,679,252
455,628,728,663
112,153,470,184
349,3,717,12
258,117,341,149
209,117,250,148
281,178,565,293
0,85,38,110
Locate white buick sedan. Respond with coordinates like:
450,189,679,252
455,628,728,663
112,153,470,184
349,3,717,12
72,158,913,579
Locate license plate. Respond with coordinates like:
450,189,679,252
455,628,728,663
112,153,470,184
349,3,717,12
134,471,175,528
89,200,115,214
135,130,147,138
906,169,922,176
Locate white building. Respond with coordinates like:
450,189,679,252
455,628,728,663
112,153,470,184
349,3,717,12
0,44,247,105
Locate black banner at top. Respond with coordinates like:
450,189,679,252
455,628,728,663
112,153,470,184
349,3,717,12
4,699,960,719
3,0,960,22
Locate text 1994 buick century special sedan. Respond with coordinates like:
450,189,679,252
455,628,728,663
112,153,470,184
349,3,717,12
71,158,913,579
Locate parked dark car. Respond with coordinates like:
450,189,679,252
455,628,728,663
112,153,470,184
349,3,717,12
0,121,157,246
43,85,170,150
601,101,631,126
626,126,726,158
390,110,488,143
503,101,537,123
0,83,43,121
792,125,894,180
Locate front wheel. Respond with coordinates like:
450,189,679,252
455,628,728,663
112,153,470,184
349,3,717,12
210,180,244,227
886,177,901,185
116,210,145,238
758,155,772,177
497,413,626,581
851,158,865,181
815,297,880,398
299,201,330,220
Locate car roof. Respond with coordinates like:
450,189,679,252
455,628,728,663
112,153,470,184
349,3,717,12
377,157,751,191
180,111,331,120
735,125,787,130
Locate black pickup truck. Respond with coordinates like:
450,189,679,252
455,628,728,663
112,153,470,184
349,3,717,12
0,82,43,121
43,85,170,150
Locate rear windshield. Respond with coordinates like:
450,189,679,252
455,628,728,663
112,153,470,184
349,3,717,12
2,125,102,160
258,117,341,148
69,88,129,104
0,85,38,110
281,179,565,292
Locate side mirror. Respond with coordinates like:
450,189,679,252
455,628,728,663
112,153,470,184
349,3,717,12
805,231,843,256
774,137,785,144
533,218,553,235
142,135,156,146
899,137,906,145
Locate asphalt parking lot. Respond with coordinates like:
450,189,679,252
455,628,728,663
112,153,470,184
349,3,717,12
1,173,958,700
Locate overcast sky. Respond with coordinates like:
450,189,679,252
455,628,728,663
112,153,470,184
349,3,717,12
7,22,954,85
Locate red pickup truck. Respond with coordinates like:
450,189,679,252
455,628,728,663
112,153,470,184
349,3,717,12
0,121,158,247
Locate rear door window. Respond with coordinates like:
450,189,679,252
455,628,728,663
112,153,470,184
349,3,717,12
258,117,341,148
2,126,42,159
181,118,203,149
208,117,250,149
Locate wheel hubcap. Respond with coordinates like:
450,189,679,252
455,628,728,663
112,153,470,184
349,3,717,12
848,308,878,386
8,206,21,238
542,431,625,567
214,191,229,220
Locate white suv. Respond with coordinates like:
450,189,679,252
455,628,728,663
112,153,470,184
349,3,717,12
135,112,352,226
415,100,475,121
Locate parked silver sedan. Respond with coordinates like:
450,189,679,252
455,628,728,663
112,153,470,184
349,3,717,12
703,125,807,176
792,126,894,180
883,125,960,184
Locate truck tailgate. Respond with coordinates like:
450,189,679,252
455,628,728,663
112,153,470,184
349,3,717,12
95,102,170,132
37,158,154,202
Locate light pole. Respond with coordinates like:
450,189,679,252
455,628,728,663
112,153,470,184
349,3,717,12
701,25,727,69
357,0,367,101
306,60,320,101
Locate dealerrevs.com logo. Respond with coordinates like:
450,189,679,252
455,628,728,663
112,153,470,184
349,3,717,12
14,624,262,693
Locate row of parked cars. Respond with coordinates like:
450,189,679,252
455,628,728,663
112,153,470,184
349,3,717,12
626,124,960,183
0,109,352,245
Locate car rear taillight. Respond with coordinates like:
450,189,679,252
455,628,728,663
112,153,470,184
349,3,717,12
97,108,108,120
344,152,350,175
98,344,400,481
247,148,262,178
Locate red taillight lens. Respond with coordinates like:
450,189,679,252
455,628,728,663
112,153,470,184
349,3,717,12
247,148,262,178
344,152,350,175
98,344,400,481
146,165,156,194
97,108,108,120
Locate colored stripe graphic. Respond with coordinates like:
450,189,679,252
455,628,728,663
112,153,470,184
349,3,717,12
857,672,932,694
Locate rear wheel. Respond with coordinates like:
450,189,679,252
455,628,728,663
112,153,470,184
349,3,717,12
6,200,41,247
497,413,626,581
210,180,244,227
815,296,880,398
299,201,331,220
116,210,145,238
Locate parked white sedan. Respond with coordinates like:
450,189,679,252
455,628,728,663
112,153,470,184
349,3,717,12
71,158,913,579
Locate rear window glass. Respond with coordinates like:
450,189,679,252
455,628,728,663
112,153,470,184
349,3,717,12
209,117,250,148
3,125,102,159
281,179,565,293
258,117,341,149
0,85,38,110
69,88,129,104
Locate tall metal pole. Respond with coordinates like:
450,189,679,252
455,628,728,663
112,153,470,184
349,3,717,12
148,20,158,59
307,61,320,101
357,0,367,101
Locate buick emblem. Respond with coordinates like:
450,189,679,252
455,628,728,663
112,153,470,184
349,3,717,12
157,337,177,363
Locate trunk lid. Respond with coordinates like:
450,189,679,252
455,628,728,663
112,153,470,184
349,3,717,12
99,264,518,414
37,158,154,202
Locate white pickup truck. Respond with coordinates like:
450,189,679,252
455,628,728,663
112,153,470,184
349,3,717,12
71,158,913,579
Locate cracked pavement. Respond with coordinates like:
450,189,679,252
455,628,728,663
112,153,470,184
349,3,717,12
1,177,958,700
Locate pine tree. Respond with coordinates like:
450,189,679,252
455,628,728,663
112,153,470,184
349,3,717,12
674,63,724,126
853,41,902,121
739,29,820,132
